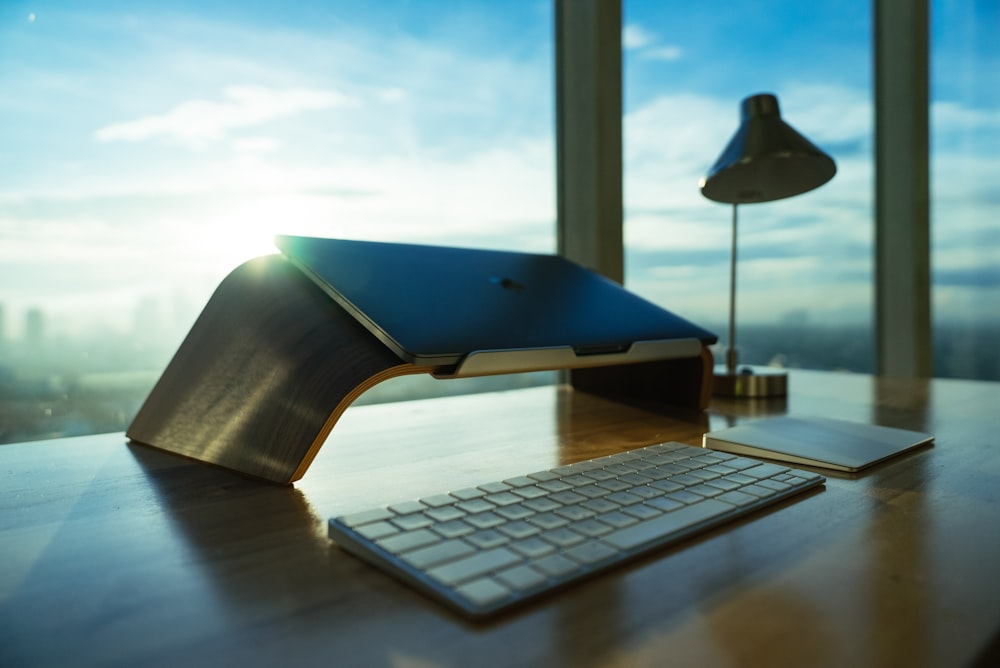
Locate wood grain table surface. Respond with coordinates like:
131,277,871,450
2,369,999,667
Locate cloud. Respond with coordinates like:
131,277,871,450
642,46,684,62
623,23,683,61
622,24,655,50
230,136,284,153
933,100,1000,132
93,86,351,148
375,87,408,103
780,84,872,146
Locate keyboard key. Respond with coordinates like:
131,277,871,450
688,483,724,498
581,468,616,481
535,553,579,578
705,478,742,492
630,485,664,500
622,503,662,520
565,540,619,566
573,518,613,537
606,491,643,506
354,520,398,541
619,472,654,485
740,484,776,498
465,511,506,529
497,564,548,591
451,487,486,501
378,528,440,554
550,490,587,505
645,496,684,513
527,512,569,530
339,507,394,527
743,463,791,479
755,478,792,492
496,503,536,521
536,479,573,493
478,481,512,494
497,520,539,540
392,513,433,531
597,510,638,528
716,490,759,506
467,529,510,549
542,527,586,548
388,500,426,515
511,486,549,500
649,479,685,493
402,539,476,570
581,498,621,514
666,490,705,505
502,475,537,488
602,499,733,552
425,505,466,522
432,519,474,539
510,537,555,559
485,491,523,506
523,497,561,513
457,498,496,514
562,474,595,487
596,479,632,493
670,474,704,487
574,484,612,499
427,547,522,586
420,494,457,508
456,578,511,607
555,505,596,521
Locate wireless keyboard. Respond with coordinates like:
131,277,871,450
328,441,824,618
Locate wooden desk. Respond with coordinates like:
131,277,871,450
2,370,999,667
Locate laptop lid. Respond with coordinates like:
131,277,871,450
275,235,716,377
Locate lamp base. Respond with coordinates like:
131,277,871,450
712,366,788,398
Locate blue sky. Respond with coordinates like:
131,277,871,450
0,1,996,343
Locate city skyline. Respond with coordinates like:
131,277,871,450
1,1,997,349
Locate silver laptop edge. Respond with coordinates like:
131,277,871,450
450,338,703,377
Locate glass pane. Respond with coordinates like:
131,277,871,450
0,1,555,444
622,1,874,373
931,0,1000,380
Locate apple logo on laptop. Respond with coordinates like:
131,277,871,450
490,276,526,293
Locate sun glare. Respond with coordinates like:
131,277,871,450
195,194,347,276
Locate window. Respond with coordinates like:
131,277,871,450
0,1,555,444
622,1,875,374
931,0,1000,380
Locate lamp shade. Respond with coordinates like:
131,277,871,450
700,93,836,204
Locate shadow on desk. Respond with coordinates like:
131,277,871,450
119,432,837,668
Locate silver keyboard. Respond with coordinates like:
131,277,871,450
328,441,824,618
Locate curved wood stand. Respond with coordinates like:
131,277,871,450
128,254,712,484
127,255,426,484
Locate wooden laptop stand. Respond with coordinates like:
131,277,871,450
127,254,713,484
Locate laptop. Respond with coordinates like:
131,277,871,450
275,235,717,377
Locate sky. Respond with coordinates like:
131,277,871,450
0,0,997,345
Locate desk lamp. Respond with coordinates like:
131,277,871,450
700,93,836,398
